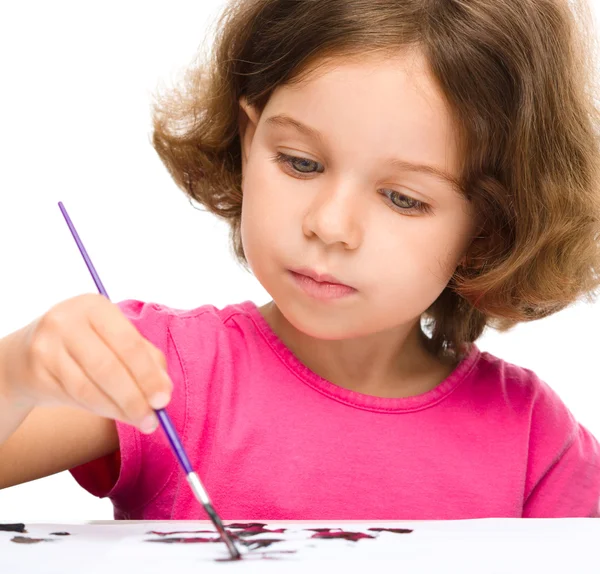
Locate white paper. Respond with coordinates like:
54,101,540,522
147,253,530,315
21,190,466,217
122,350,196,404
0,519,598,573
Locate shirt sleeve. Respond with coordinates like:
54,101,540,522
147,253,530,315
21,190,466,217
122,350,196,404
522,378,600,518
69,299,186,519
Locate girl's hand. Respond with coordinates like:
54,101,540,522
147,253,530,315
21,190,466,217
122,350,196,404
4,293,172,434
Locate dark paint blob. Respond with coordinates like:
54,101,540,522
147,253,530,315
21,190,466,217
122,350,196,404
368,527,413,535
310,530,375,541
11,536,55,544
0,523,27,533
50,531,71,536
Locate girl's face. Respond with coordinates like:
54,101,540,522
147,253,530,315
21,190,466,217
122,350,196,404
239,51,478,340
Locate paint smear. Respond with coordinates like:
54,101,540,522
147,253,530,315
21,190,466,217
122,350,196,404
50,531,72,536
11,536,55,544
147,537,221,544
145,524,296,562
147,523,286,539
0,523,27,533
145,523,403,560
310,529,375,541
227,524,286,536
145,536,284,548
368,527,413,534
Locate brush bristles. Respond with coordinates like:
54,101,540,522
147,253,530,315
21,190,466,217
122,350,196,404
186,472,241,559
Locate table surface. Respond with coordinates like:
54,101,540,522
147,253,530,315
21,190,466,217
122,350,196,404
1,518,598,574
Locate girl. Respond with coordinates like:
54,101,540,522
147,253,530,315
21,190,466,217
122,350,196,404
1,0,599,520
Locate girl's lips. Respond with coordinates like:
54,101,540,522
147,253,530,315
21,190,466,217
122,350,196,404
289,270,357,300
289,266,352,287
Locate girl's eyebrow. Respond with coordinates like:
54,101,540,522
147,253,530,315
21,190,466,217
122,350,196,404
264,113,327,146
263,113,460,189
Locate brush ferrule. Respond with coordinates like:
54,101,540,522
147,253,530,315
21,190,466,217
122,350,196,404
186,471,211,506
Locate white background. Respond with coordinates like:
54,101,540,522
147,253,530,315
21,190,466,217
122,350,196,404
1,1,599,521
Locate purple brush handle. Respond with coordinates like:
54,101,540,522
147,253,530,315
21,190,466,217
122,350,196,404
58,201,194,475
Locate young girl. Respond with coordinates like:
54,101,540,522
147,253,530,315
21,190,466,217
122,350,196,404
1,0,599,520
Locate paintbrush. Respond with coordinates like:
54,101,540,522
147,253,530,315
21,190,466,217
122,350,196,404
57,201,241,560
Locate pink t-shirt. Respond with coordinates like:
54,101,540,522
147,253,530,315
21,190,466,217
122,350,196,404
70,299,600,519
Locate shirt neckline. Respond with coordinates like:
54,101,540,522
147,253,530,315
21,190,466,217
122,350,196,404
238,300,481,414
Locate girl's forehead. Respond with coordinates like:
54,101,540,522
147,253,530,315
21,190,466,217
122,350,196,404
267,51,449,123
262,52,457,158
284,48,434,92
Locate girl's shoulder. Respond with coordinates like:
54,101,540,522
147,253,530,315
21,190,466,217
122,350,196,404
471,347,579,427
466,348,599,516
115,297,259,338
116,297,251,321
114,298,266,374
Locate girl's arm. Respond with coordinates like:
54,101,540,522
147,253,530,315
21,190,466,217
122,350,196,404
0,404,118,490
0,328,119,490
0,294,172,490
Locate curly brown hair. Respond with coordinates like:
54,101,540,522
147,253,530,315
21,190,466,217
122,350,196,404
151,0,600,361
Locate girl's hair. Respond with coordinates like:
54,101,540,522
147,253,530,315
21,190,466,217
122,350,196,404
151,0,600,361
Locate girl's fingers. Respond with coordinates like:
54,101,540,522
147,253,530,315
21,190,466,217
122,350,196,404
64,326,159,434
89,304,173,410
45,344,131,426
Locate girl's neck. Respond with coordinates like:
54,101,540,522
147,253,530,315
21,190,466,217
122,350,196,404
258,301,458,399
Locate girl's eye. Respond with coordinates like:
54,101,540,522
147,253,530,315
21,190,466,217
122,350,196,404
271,152,323,174
269,152,432,215
382,189,433,215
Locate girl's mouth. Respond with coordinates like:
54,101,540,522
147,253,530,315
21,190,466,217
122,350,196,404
288,270,357,300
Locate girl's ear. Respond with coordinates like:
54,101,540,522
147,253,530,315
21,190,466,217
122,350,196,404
458,216,491,270
459,233,491,271
238,96,260,169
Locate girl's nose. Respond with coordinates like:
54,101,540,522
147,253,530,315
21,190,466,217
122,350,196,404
301,183,362,249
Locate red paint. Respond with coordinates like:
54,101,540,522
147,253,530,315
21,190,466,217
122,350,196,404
226,523,286,536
